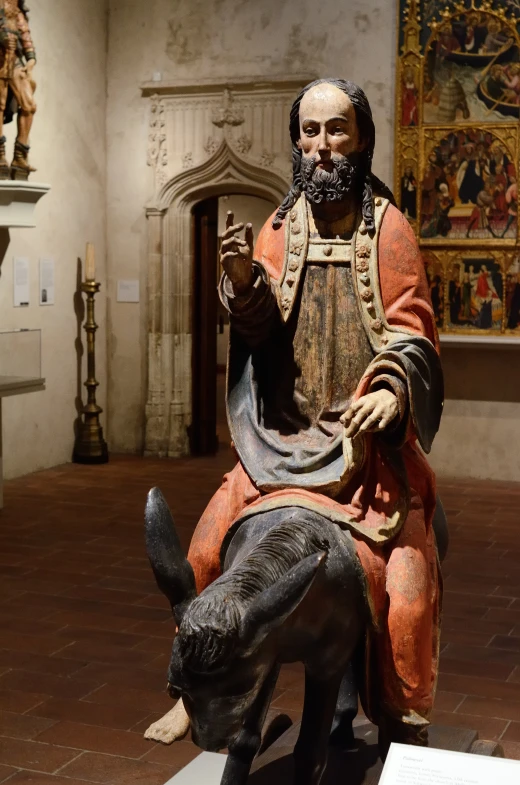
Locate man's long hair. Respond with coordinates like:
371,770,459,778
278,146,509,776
273,78,396,232
19,1,30,19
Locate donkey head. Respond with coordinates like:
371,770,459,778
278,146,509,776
145,488,324,751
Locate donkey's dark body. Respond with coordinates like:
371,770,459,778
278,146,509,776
145,489,448,785
146,491,366,785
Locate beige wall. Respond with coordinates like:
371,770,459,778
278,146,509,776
1,0,108,479
3,1,515,482
106,0,398,454
104,0,520,481
430,346,520,482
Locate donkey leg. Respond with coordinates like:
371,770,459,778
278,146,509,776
221,733,261,785
293,670,342,785
329,660,358,749
221,666,280,785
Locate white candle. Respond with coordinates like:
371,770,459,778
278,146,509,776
85,243,95,282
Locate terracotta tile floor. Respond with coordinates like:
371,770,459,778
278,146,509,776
1,449,520,783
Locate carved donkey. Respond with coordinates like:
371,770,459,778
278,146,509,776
145,487,370,785
145,487,449,785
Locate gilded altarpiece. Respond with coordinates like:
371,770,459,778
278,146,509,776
396,0,520,335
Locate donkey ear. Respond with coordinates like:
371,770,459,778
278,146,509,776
144,487,197,624
239,551,326,654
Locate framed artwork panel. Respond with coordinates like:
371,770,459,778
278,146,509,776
423,248,520,335
396,0,520,338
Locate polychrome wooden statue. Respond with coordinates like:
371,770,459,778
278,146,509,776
0,0,36,179
145,79,445,785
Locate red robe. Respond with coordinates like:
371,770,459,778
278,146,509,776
476,271,491,298
188,202,442,727
402,83,418,126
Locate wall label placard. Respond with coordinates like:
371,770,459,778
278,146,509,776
39,257,55,306
380,743,520,785
117,279,140,303
13,257,29,307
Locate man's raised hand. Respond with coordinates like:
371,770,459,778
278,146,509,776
220,211,254,295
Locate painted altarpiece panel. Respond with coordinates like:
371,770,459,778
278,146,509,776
395,0,520,336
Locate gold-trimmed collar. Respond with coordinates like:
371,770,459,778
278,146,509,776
277,196,310,322
277,194,414,351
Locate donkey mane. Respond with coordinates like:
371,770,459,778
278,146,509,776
178,515,330,672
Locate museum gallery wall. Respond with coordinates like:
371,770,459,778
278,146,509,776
0,0,518,483
105,0,397,457
396,0,520,336
103,0,517,482
391,0,520,482
0,0,107,480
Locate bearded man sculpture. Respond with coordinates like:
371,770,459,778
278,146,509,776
146,79,444,764
0,0,36,180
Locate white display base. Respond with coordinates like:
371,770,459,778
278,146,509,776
0,376,45,507
0,181,50,228
164,752,227,784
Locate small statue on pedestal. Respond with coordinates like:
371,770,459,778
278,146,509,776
145,79,445,785
0,0,36,180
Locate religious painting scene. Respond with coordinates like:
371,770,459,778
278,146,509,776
447,256,503,330
400,159,418,218
506,255,520,329
420,129,517,241
424,254,445,326
401,65,420,125
422,8,520,125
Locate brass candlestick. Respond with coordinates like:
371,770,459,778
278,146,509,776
73,278,109,464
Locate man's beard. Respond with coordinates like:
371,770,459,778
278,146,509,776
299,153,361,205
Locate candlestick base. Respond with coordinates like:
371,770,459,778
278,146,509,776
73,416,109,465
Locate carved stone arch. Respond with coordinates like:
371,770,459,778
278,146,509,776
156,140,289,211
144,141,290,458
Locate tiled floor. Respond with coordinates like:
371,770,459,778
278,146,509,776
0,449,520,783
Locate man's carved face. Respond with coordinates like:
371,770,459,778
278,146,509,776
298,83,363,163
296,83,366,205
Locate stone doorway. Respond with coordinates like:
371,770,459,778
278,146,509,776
141,75,314,457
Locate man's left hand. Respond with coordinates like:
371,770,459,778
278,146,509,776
341,389,399,438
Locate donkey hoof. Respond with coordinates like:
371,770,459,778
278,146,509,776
329,720,356,750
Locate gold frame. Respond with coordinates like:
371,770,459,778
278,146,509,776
395,0,520,246
423,247,520,334
395,0,520,336
419,124,519,247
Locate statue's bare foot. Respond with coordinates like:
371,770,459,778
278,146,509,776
144,699,190,745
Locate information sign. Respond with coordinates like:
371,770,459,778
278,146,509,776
380,743,520,785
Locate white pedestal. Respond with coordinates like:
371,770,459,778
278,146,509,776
164,752,227,784
0,181,50,228
0,375,45,507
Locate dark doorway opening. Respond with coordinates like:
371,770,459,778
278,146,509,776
190,194,277,457
190,197,219,456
